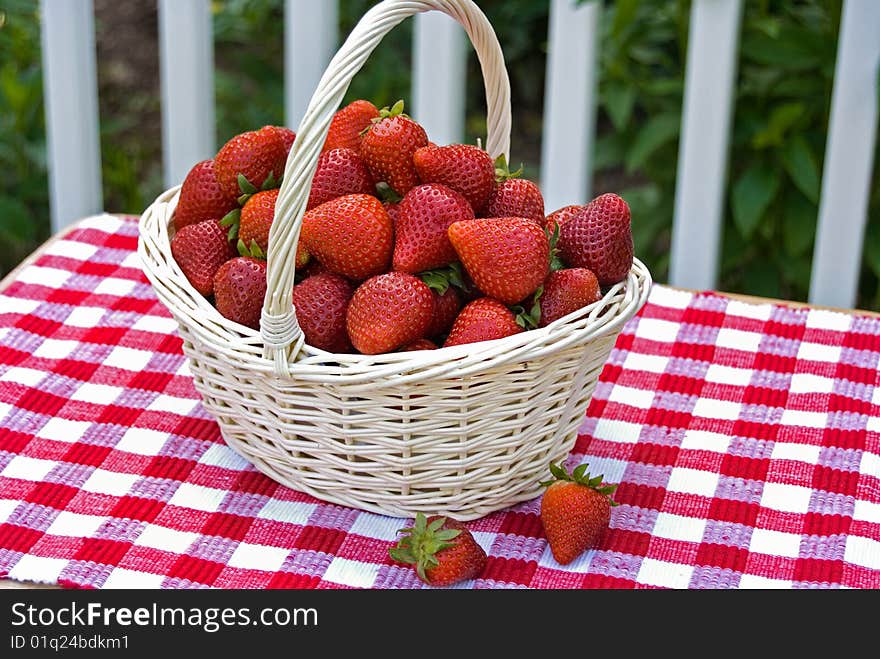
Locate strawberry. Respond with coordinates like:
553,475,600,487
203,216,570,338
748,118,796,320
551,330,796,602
273,125,296,177
393,184,474,274
384,200,401,230
360,100,428,197
274,126,297,155
300,194,393,281
443,297,523,347
292,272,354,353
413,143,495,213
173,159,238,231
559,192,633,286
537,268,601,327
400,338,437,351
427,286,461,338
389,513,487,587
540,462,617,565
213,257,268,330
545,204,584,236
238,188,279,255
214,125,287,202
346,272,433,354
448,217,549,305
307,147,375,211
170,219,235,297
484,178,545,225
323,99,379,153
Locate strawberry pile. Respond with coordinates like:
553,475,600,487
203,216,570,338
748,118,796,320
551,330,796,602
170,99,634,353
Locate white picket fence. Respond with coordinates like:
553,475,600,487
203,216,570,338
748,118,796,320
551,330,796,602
38,0,880,309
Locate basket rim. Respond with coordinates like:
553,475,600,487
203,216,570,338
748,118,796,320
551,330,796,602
138,186,653,389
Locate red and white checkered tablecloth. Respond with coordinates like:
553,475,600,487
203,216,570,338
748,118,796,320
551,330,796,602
0,214,878,589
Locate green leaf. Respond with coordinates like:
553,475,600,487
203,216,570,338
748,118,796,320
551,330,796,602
780,134,820,203
572,463,589,481
751,102,805,149
625,112,680,173
781,189,817,258
602,82,636,131
611,0,639,38
219,208,240,227
0,195,35,247
731,163,781,240
592,133,626,171
865,221,880,279
237,173,258,195
740,28,825,69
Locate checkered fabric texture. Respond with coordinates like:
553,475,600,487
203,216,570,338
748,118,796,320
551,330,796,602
0,214,878,589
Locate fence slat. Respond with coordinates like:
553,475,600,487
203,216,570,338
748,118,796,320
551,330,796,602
540,0,601,213
809,0,880,309
39,0,103,232
669,0,744,291
285,0,338,130
158,0,215,188
412,11,466,146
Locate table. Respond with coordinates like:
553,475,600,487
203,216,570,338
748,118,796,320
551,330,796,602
1,214,878,589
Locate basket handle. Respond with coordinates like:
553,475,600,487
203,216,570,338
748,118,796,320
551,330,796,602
261,0,512,376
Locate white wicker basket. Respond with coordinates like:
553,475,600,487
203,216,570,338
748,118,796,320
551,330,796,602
138,0,652,520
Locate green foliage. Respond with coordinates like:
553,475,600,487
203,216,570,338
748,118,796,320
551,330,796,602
591,0,878,308
0,0,49,276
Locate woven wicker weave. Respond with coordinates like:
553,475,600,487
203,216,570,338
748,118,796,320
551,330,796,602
138,0,652,520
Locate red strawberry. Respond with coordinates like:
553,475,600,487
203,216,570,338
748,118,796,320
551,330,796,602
537,268,601,327
443,297,523,347
413,144,495,213
559,193,633,286
448,217,549,305
384,200,401,230
292,272,354,353
545,204,584,236
274,126,297,155
323,99,379,153
540,462,617,565
300,194,393,281
239,188,279,255
307,147,375,211
170,219,235,297
174,159,238,231
400,338,437,351
393,184,474,274
427,286,461,338
360,101,428,197
272,125,296,178
346,272,433,354
389,513,487,586
213,257,268,330
214,125,287,201
484,178,545,225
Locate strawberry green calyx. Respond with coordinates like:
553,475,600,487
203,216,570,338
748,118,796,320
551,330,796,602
493,154,524,183
379,99,406,120
547,223,565,272
540,462,619,505
513,287,542,329
375,181,403,204
419,262,467,296
361,99,409,137
389,513,462,583
236,171,280,207
219,208,241,241
237,238,265,260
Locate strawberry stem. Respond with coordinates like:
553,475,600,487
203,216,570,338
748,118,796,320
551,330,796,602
540,462,619,505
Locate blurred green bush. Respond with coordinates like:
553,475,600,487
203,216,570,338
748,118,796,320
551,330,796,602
0,0,877,309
